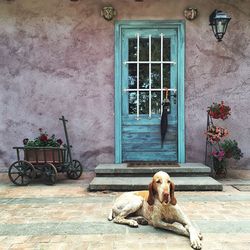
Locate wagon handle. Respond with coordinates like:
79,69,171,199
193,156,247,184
59,116,72,163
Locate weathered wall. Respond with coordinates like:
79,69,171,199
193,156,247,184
0,0,249,170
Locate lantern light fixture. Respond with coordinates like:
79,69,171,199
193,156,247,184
209,9,231,42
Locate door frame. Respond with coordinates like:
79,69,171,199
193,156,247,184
114,20,185,163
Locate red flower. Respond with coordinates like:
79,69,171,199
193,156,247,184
39,134,48,142
208,101,231,120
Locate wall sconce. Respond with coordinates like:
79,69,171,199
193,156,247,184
209,9,231,42
184,7,198,21
101,6,116,21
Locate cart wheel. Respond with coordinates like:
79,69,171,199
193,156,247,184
67,160,83,180
8,160,35,186
43,163,57,185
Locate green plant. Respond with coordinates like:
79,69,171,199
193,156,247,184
23,128,63,148
220,139,243,160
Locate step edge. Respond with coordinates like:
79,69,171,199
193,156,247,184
95,168,212,174
89,185,223,192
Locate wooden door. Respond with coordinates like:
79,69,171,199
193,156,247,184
115,21,185,163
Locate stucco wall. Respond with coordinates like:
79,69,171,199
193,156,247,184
0,0,249,170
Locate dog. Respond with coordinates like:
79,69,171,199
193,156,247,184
108,171,202,249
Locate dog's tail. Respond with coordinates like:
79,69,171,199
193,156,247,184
108,209,114,221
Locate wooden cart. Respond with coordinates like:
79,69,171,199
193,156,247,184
8,116,83,185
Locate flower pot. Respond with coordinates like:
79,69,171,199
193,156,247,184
225,151,233,159
213,157,227,178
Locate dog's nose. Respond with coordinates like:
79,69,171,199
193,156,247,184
163,191,170,202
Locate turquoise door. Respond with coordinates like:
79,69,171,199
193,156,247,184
115,21,185,163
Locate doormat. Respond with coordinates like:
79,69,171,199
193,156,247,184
232,185,250,191
127,162,179,168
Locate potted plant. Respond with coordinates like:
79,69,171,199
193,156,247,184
207,101,231,120
220,139,243,160
23,128,65,163
205,125,229,143
211,148,227,177
205,101,243,178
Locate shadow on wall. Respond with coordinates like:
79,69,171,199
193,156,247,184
81,146,114,169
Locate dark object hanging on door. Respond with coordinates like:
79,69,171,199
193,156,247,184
161,98,170,148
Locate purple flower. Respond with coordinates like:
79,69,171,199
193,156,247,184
23,138,29,145
56,139,63,145
212,150,225,161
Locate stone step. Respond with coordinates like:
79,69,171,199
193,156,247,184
89,176,223,191
95,163,211,177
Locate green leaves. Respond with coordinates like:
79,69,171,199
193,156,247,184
24,129,63,148
220,139,243,160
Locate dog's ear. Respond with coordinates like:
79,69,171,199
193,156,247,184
147,182,155,206
170,181,177,205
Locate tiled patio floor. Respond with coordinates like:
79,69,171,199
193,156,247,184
0,170,250,250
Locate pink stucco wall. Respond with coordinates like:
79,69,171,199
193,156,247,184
0,0,249,170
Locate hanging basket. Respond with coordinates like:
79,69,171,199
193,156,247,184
207,101,231,120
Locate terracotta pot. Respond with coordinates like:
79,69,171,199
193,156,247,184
225,151,233,159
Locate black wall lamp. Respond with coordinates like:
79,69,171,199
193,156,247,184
209,9,231,42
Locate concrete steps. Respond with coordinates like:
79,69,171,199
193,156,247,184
94,163,211,177
89,163,223,191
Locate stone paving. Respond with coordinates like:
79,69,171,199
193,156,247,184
0,171,250,250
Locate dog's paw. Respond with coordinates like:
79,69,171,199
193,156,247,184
190,237,202,250
129,220,139,227
136,217,148,225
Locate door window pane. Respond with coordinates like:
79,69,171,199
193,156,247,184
151,38,161,61
151,64,161,89
163,64,170,88
151,92,161,114
128,64,137,89
126,34,173,117
139,64,149,89
139,38,149,61
129,92,137,114
163,38,171,61
128,38,137,61
139,92,149,114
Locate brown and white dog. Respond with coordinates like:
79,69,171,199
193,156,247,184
108,171,202,250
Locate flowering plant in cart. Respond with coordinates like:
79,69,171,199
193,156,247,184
23,128,64,148
8,117,83,187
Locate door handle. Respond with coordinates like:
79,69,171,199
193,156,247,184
172,89,177,104
165,88,177,105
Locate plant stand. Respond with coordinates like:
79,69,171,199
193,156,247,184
205,112,226,178
205,112,214,172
